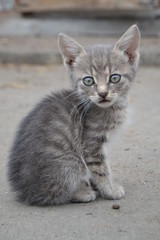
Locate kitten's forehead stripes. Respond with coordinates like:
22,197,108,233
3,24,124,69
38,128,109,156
90,65,98,84
86,46,110,74
88,49,114,84
92,65,98,73
105,66,110,77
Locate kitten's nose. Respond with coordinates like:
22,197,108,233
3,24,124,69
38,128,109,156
98,92,108,99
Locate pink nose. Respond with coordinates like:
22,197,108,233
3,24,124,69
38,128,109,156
98,92,108,99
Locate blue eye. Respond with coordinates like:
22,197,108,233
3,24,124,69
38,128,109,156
110,74,121,83
83,76,94,86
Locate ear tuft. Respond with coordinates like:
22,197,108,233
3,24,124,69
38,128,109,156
113,25,140,66
58,33,86,67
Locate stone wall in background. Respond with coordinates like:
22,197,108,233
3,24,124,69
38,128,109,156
15,0,159,13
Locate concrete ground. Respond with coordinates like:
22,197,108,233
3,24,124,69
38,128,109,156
0,63,160,240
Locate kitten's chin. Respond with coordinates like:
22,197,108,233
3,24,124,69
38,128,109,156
94,101,114,108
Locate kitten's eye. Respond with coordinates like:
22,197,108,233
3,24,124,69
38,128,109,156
109,74,121,84
82,76,94,86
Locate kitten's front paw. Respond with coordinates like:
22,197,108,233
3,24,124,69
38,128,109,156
101,184,125,200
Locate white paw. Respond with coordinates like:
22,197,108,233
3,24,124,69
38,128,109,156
71,189,96,203
101,184,125,200
82,190,96,202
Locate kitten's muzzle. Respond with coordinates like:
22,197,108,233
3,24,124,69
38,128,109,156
98,92,111,103
98,92,108,99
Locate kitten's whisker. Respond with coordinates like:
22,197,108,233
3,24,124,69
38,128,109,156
83,102,93,121
64,91,79,100
71,99,90,125
114,96,128,117
117,96,127,106
74,99,90,123
111,93,117,98
71,99,86,116
80,100,92,125
78,99,90,117
89,96,98,103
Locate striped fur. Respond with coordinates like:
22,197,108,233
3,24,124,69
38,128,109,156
8,25,140,205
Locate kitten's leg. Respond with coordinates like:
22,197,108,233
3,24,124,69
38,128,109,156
71,182,96,203
87,158,125,200
52,155,93,205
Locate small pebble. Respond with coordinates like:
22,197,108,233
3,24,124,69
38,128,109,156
112,203,120,210
124,148,130,151
86,212,93,215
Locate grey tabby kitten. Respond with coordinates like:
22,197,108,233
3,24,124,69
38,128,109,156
8,25,140,205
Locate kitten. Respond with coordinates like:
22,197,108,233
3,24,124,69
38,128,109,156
8,25,140,205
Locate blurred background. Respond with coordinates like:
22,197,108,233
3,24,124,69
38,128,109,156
0,0,160,65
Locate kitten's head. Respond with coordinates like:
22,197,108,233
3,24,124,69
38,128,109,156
58,25,140,108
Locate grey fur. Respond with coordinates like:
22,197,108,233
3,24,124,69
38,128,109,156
8,25,140,205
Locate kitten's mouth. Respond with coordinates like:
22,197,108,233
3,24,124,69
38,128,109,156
99,99,111,103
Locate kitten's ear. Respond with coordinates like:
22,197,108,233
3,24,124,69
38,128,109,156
58,33,86,67
113,25,140,66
